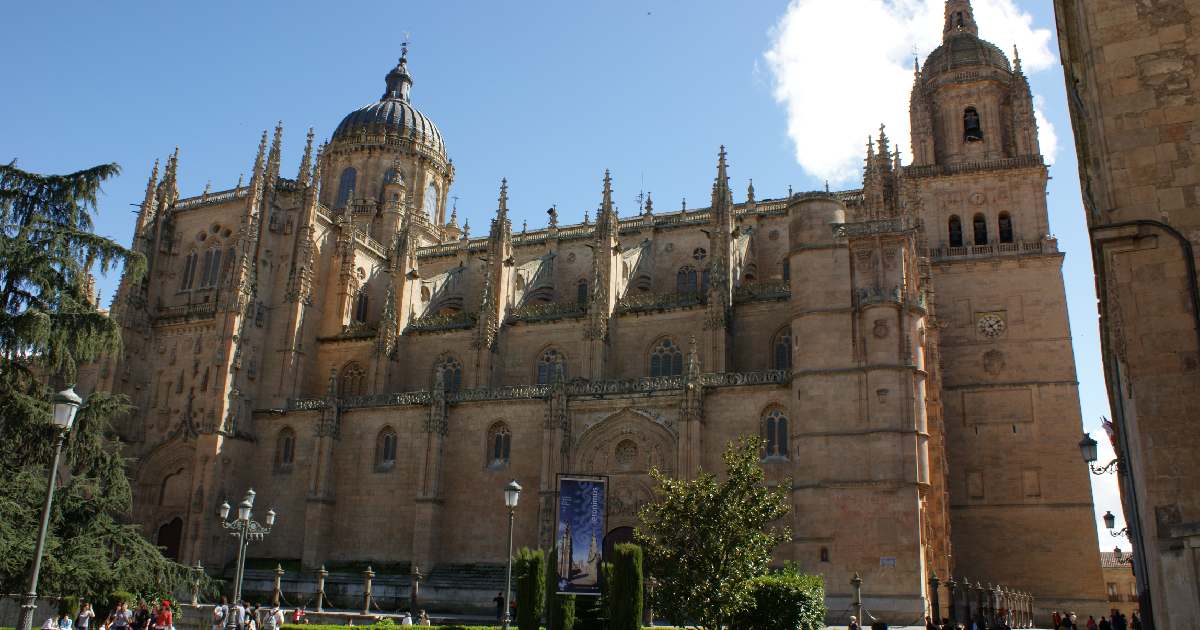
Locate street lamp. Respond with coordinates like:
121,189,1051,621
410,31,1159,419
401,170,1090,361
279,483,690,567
1103,510,1131,539
16,387,82,630
502,480,522,630
218,488,276,604
1079,432,1119,474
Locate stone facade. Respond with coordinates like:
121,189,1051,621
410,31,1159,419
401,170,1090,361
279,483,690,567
101,3,1104,622
1100,549,1140,618
1053,0,1200,628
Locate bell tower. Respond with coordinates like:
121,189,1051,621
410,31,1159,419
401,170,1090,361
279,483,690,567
906,0,1108,617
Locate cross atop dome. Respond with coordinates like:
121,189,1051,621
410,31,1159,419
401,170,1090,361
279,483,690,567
943,0,978,40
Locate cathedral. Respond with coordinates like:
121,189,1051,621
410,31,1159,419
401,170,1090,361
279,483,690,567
103,0,1107,621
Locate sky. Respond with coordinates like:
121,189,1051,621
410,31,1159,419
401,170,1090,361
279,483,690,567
2,0,1125,550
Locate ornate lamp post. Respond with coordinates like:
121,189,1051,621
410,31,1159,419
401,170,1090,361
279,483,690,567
502,480,522,630
850,573,864,627
16,387,82,630
218,489,276,603
1079,432,1120,474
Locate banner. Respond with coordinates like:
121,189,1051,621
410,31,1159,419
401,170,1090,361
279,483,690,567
555,475,607,595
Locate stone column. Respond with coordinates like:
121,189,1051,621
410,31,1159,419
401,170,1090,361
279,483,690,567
273,564,285,606
315,566,328,613
191,562,203,606
945,577,958,625
963,579,973,623
410,565,422,613
362,566,375,615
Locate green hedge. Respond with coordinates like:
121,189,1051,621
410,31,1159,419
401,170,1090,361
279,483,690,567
733,570,826,630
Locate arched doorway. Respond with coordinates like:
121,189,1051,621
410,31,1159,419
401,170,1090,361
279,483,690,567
604,526,635,561
157,517,183,560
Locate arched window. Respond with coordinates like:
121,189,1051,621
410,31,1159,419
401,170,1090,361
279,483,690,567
336,167,357,208
221,248,236,285
781,259,790,282
180,251,198,291
339,362,366,397
948,215,964,247
354,292,369,323
536,348,565,385
375,427,397,470
424,183,439,214
972,213,988,245
763,409,789,459
275,427,295,471
649,338,683,377
434,356,463,393
198,250,215,288
963,107,983,142
700,269,711,293
487,422,512,468
998,212,1014,243
576,279,588,305
676,266,697,293
772,328,792,370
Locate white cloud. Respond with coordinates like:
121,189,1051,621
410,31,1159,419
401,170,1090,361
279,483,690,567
1034,93,1059,165
765,0,1056,184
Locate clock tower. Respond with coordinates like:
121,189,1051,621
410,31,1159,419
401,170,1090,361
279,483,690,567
905,0,1107,616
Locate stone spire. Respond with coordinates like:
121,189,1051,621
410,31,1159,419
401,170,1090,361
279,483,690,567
383,43,414,102
746,178,755,205
490,178,511,240
265,121,283,191
297,127,315,187
595,170,618,241
943,0,978,39
134,159,159,243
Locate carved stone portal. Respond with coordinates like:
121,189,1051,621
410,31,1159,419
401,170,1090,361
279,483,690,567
572,407,677,529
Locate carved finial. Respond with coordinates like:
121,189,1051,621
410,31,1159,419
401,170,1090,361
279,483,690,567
522,219,527,233
497,178,509,216
547,205,558,228
237,173,244,189
1013,45,1023,74
583,209,590,224
681,197,687,211
462,219,471,240
601,169,613,213
825,180,830,193
298,127,315,186
746,179,755,204
643,192,653,215
202,180,211,201
140,159,160,213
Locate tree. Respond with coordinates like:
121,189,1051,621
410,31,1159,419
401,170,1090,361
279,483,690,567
515,548,545,630
609,543,643,630
733,566,826,630
0,161,197,602
635,436,791,630
545,545,576,630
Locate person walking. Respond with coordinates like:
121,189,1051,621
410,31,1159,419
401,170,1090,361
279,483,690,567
153,601,172,630
109,602,132,630
1130,612,1141,630
131,602,150,630
76,603,95,630
1112,611,1127,630
1098,617,1112,630
212,598,228,630
492,593,504,622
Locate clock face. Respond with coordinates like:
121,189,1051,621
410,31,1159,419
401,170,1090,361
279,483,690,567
977,313,1006,338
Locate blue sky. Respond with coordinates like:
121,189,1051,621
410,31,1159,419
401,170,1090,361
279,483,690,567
2,0,1124,548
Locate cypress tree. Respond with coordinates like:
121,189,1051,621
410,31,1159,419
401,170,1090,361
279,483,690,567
610,544,643,630
515,548,545,630
546,545,576,630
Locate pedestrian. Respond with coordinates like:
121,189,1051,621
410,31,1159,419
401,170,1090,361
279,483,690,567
262,605,282,630
57,610,74,630
291,607,306,625
109,602,132,630
1130,612,1141,630
76,603,95,630
1052,611,1062,629
132,602,150,630
926,615,938,630
1098,617,1111,630
400,612,413,626
1112,611,1126,630
154,601,172,630
246,605,258,630
212,597,228,630
43,616,58,630
847,615,860,630
417,611,429,626
492,593,504,622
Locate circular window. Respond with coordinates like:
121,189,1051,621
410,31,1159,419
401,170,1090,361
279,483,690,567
196,231,207,242
693,247,707,261
210,224,221,234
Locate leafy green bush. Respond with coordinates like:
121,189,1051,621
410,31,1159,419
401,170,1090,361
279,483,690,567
609,544,643,630
515,548,546,630
732,569,825,630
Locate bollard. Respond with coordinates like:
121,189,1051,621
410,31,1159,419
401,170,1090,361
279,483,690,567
273,564,285,606
929,572,941,622
410,564,422,614
315,565,329,613
191,562,203,606
850,572,864,627
362,566,375,616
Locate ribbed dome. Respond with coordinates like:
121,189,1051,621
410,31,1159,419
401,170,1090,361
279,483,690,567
331,53,447,158
922,32,1011,75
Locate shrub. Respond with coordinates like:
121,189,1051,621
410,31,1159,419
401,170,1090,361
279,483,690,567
515,548,545,630
733,569,825,630
609,544,643,630
546,545,575,630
